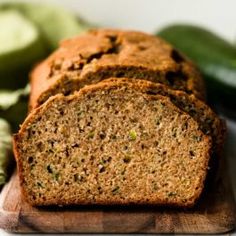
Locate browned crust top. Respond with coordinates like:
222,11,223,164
29,29,205,109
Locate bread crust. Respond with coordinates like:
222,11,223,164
29,29,205,109
14,79,212,207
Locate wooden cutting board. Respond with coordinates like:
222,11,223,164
0,161,235,234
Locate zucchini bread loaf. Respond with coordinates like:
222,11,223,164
14,79,212,207
29,29,205,109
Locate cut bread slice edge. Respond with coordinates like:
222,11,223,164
14,79,212,207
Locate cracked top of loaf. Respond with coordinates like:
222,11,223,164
30,29,205,109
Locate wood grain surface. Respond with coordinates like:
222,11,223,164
0,161,235,234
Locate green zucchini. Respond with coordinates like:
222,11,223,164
0,9,46,89
0,85,29,132
0,118,13,185
0,2,92,51
157,24,236,111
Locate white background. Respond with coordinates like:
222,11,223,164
0,0,236,235
1,0,236,41
10,0,236,42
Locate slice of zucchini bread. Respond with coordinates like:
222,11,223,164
29,29,205,109
101,78,225,154
14,79,212,207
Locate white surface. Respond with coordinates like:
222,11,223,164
2,0,236,42
0,0,236,235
